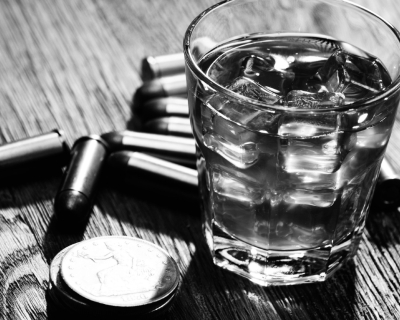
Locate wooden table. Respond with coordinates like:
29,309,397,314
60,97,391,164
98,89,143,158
1,0,400,319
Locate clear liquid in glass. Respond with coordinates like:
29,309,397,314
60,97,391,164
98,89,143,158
191,34,393,285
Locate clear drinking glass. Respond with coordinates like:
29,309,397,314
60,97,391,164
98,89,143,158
183,0,400,285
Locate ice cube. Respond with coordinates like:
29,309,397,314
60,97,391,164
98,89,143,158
239,55,295,95
228,76,281,104
214,161,270,187
308,48,391,103
211,167,264,204
279,132,351,174
201,110,261,168
202,95,282,165
269,194,337,249
312,49,348,93
281,152,342,174
212,115,258,145
213,193,274,249
205,94,252,124
343,52,391,96
287,172,337,191
244,110,282,134
203,132,259,168
205,77,284,133
208,95,282,133
210,156,279,204
213,195,257,239
284,189,337,207
278,113,338,137
241,55,275,77
205,92,281,129
286,90,345,108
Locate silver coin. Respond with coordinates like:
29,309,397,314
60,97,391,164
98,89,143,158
49,244,93,311
49,245,76,287
60,236,179,308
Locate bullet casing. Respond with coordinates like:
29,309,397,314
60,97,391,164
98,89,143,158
108,151,197,186
141,53,185,81
101,131,196,166
54,136,109,224
135,74,187,104
136,97,189,121
106,151,198,201
159,74,187,96
143,117,193,137
0,129,70,179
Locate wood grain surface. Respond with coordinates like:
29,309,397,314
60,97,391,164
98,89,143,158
1,0,400,319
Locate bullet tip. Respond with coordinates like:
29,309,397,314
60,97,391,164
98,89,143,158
134,80,165,105
54,190,92,225
143,118,169,134
141,56,159,81
100,131,124,152
134,98,168,120
106,151,131,173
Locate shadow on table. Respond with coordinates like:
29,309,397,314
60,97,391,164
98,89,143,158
0,170,63,211
263,262,357,320
0,171,85,258
43,176,201,319
365,202,400,246
165,238,357,320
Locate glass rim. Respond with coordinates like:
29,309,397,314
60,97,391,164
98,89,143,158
183,0,400,113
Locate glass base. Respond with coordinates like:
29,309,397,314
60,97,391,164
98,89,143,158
210,224,357,286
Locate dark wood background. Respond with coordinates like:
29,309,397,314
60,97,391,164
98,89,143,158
1,0,400,319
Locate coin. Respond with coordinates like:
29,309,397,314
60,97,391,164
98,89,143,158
49,245,84,314
49,245,76,288
48,238,179,318
49,244,93,313
57,270,178,318
60,236,179,308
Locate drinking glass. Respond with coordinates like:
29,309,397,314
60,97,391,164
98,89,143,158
184,0,400,285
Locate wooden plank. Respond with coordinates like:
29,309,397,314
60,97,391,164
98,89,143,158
1,0,400,319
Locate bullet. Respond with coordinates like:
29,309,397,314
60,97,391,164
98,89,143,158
140,38,217,81
141,53,185,81
108,151,197,186
106,151,198,200
134,74,187,104
54,136,109,225
101,131,196,166
375,157,400,209
135,97,189,121
142,152,196,168
0,129,70,180
143,117,192,137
